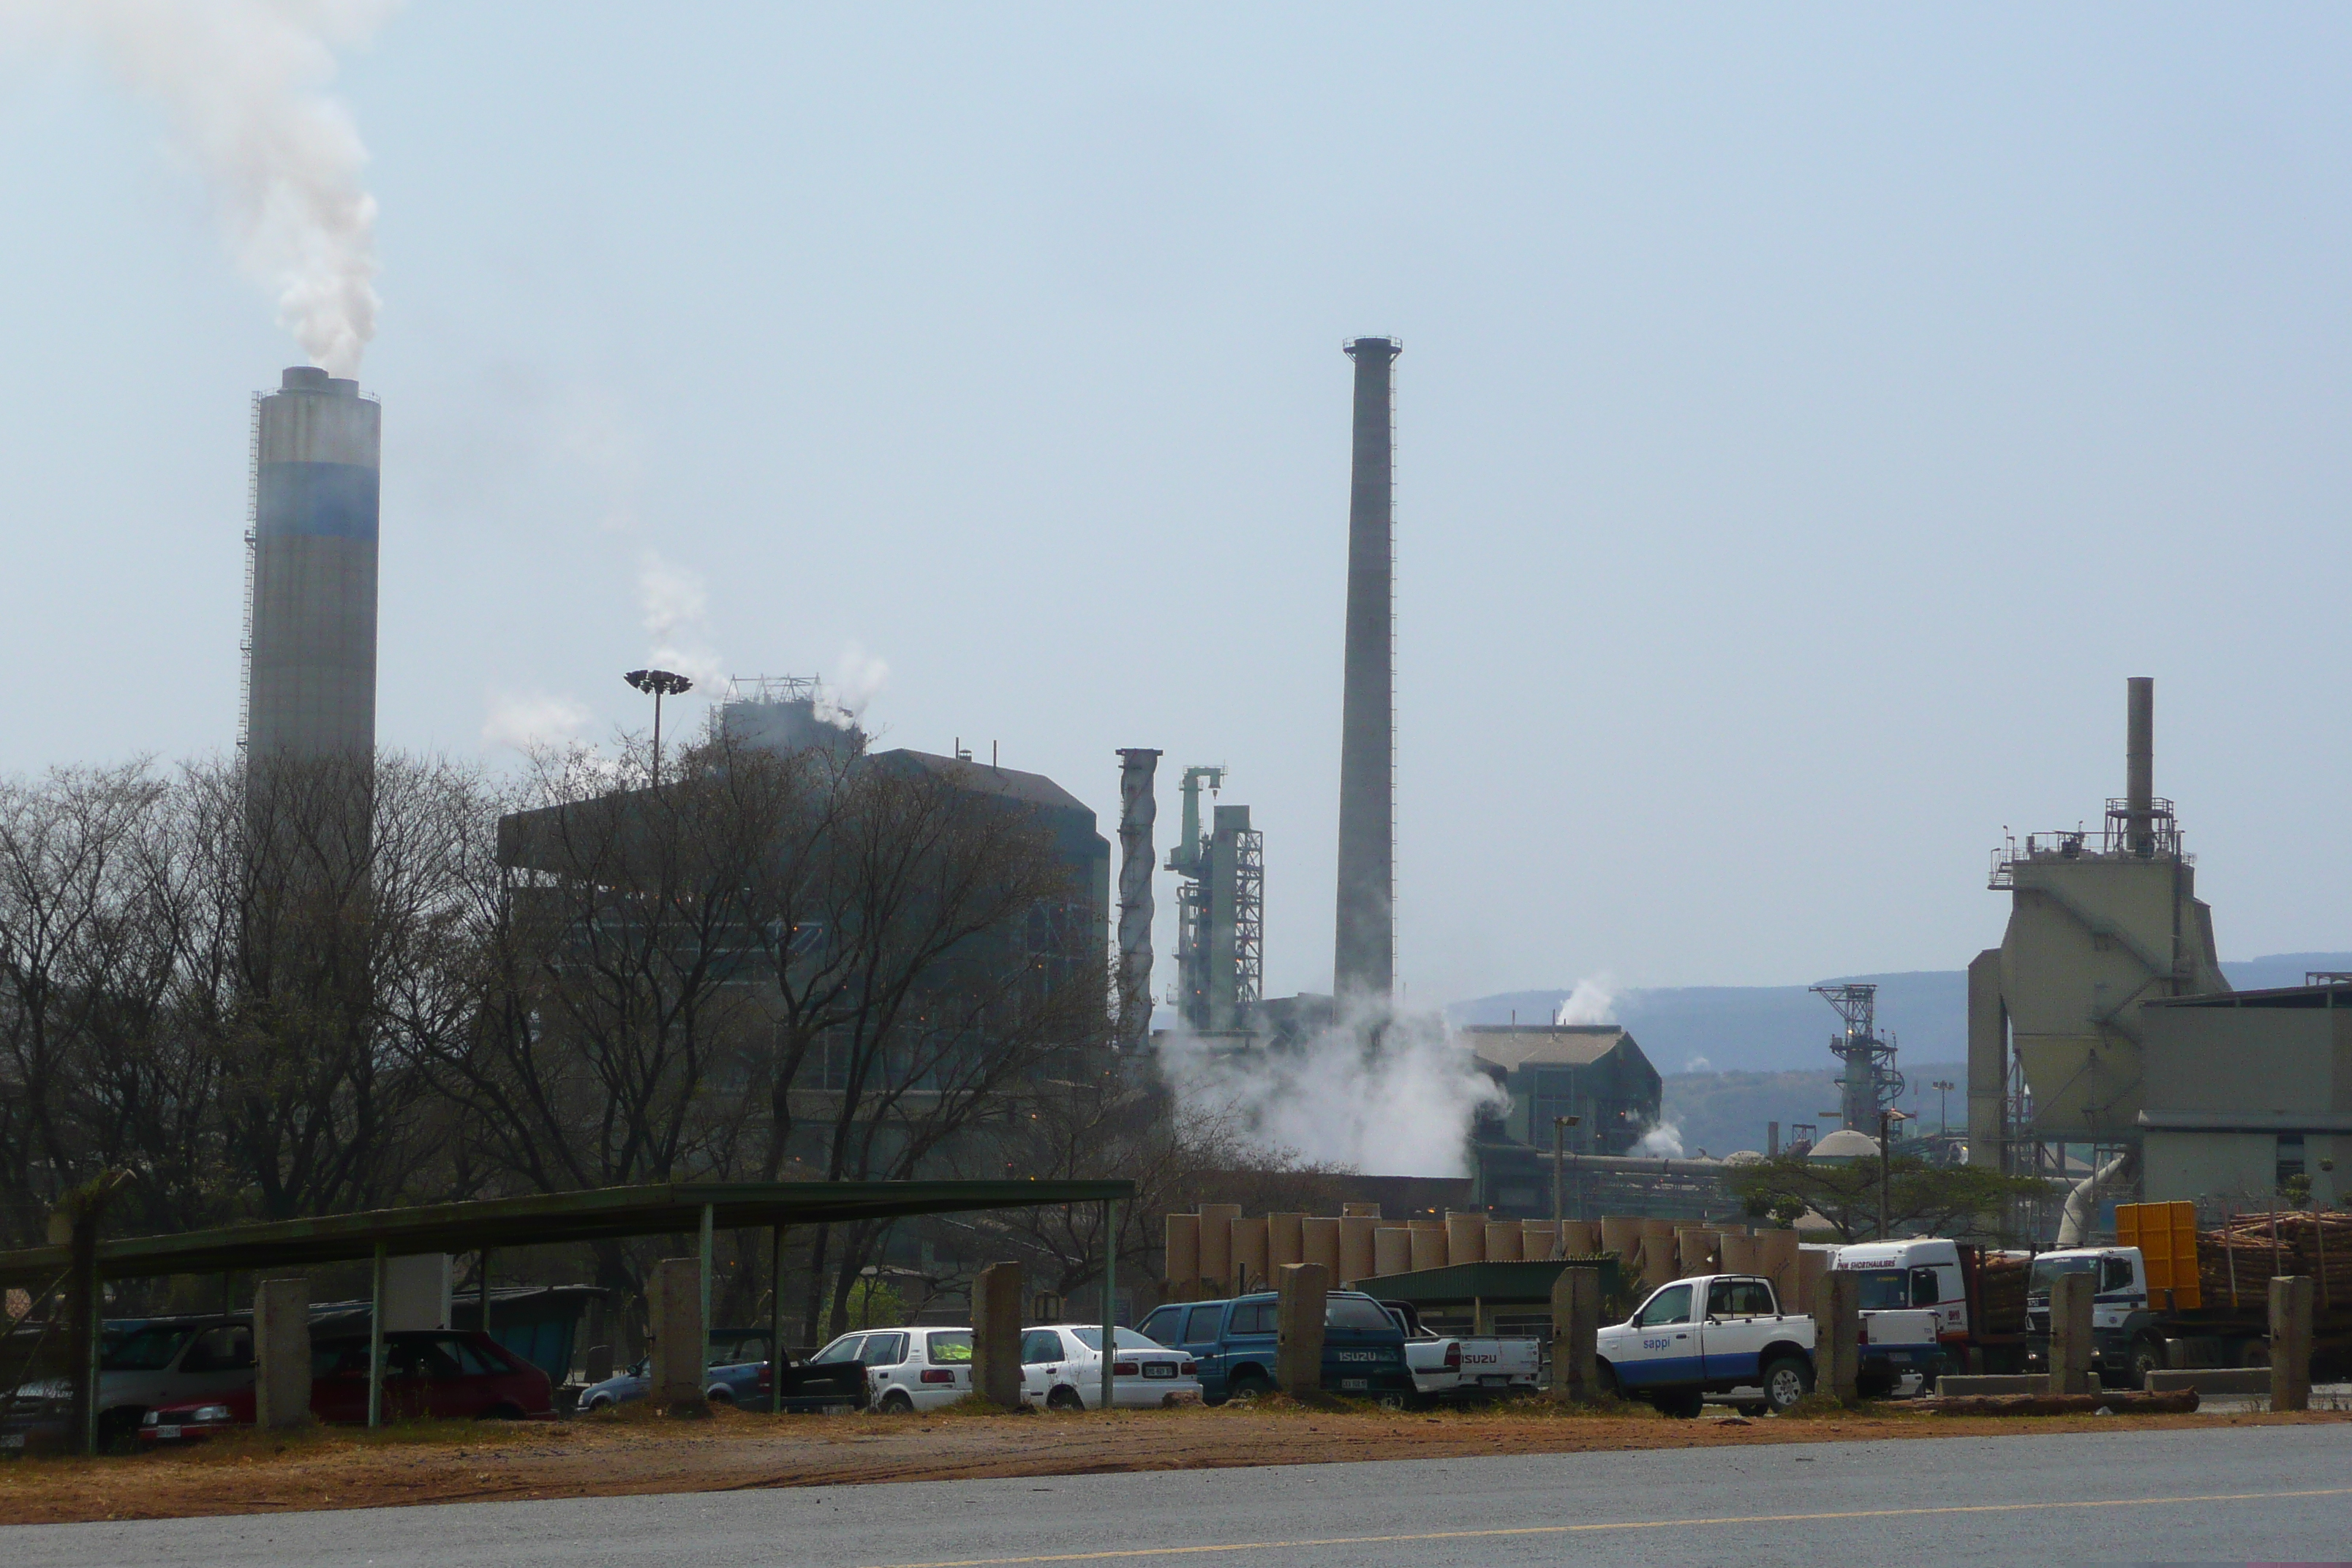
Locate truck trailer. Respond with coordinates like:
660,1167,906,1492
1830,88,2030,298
2021,1202,2352,1386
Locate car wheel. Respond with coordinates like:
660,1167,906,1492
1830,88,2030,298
583,1395,611,1414
1761,1355,1814,1414
1593,1360,1620,1398
478,1403,527,1422
97,1409,143,1450
878,1390,915,1414
1226,1369,1275,1403
706,1387,734,1408
1045,1385,1086,1412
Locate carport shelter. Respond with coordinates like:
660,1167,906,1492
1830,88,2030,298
1357,1257,1621,1337
0,1178,1132,1450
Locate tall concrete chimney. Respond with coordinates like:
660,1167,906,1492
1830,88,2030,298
2125,676,2154,856
1115,747,1161,1050
1334,337,1399,1000
243,366,380,767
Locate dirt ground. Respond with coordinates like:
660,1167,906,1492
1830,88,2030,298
4,1398,2346,1529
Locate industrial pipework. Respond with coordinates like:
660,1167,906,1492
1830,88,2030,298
1334,336,1400,1000
242,366,380,767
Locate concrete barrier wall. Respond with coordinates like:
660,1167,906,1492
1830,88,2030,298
1373,1226,1413,1277
1164,1213,1199,1293
1485,1221,1523,1261
1409,1224,1447,1273
1267,1213,1305,1270
1446,1212,1487,1264
1232,1216,1270,1293
1198,1204,1239,1292
1342,1217,1382,1283
1303,1216,1342,1276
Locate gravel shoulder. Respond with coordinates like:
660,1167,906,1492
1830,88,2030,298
4,1399,2346,1529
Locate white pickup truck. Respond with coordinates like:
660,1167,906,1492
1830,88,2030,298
1379,1302,1542,1403
1595,1273,1817,1418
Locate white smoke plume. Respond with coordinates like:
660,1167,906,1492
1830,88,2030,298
637,549,725,692
6,0,394,375
1156,996,1507,1177
1631,1119,1686,1159
481,691,593,753
1553,974,1617,1025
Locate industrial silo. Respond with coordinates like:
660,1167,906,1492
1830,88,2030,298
242,366,380,766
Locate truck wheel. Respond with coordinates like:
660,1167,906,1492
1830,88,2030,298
1226,1369,1275,1402
2124,1338,2164,1387
1760,1355,1813,1414
1045,1385,1086,1412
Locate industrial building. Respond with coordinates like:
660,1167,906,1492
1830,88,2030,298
242,366,380,766
1968,678,2346,1227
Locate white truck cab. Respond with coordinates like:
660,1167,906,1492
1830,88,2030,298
1834,1238,1967,1393
1595,1273,1816,1418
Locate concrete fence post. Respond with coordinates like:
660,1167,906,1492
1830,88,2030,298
254,1278,312,1430
1810,1270,1859,1404
972,1262,1024,1409
1549,1264,1599,1403
649,1256,707,1415
2269,1275,2313,1413
2048,1270,2095,1396
1275,1262,1330,1398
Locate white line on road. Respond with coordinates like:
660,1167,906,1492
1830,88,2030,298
856,1485,2352,1568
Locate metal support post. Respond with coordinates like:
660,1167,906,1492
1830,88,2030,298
769,1224,786,1415
1099,1199,1118,1413
699,1204,715,1373
80,1260,100,1455
479,1248,492,1339
368,1243,386,1429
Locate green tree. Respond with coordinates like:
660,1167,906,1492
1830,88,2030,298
1722,1152,2051,1243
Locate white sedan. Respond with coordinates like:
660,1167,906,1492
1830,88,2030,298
805,1326,976,1413
1019,1324,1199,1410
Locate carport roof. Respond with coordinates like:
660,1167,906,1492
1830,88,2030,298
0,1179,1133,1291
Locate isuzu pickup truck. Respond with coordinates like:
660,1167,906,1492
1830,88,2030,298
1378,1301,1542,1403
1595,1273,1816,1417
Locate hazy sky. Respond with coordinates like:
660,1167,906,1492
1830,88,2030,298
4,5,2351,1007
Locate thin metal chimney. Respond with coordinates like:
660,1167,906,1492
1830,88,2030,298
1115,747,1161,1050
1334,336,1399,1000
243,366,380,768
2126,676,2154,856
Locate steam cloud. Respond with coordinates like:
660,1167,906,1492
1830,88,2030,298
1156,996,1507,1177
481,691,593,753
1553,974,1616,1025
638,549,725,693
6,0,391,375
1631,1118,1686,1158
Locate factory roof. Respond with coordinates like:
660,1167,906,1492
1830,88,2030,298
874,749,1093,817
1460,1024,1646,1073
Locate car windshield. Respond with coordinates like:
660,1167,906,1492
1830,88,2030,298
1069,1327,1162,1352
2029,1256,2100,1294
809,1335,865,1365
1635,1284,1695,1328
1848,1270,1910,1311
100,1325,195,1371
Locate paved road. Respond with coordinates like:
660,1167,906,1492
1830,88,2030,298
7,1425,2348,1567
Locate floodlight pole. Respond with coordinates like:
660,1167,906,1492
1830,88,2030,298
1099,1198,1118,1413
624,669,695,790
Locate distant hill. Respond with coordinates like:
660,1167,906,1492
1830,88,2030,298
1658,1061,1967,1161
1448,954,2352,1076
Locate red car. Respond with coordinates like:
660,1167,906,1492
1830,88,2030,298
139,1330,554,1440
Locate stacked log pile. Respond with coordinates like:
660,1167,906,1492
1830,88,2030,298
1976,1253,2029,1333
2196,1211,2352,1312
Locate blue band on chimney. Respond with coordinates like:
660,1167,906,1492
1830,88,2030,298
257,461,380,540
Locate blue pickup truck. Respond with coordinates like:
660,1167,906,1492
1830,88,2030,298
1136,1290,1414,1403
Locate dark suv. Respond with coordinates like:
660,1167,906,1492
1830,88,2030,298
1137,1289,1411,1403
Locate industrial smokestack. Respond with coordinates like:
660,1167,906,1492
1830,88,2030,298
1335,337,1400,1000
1115,747,1161,1050
2126,676,2154,856
243,366,380,768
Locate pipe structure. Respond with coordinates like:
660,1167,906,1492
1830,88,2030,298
2126,676,2155,855
1115,749,1161,1050
244,366,380,768
1334,337,1400,1001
